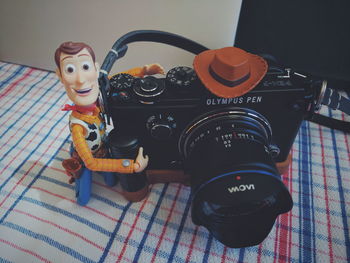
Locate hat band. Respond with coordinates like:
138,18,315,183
209,66,250,87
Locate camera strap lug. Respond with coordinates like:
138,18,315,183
277,68,291,79
267,144,280,158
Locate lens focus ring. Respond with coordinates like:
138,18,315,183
179,108,272,158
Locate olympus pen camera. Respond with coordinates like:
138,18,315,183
98,31,349,248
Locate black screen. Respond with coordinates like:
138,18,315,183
235,0,350,87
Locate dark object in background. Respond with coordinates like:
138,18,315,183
235,0,350,89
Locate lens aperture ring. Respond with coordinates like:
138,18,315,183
179,108,272,158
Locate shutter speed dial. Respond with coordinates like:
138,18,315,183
146,114,176,140
166,66,197,92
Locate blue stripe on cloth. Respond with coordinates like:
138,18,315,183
0,257,13,263
0,63,15,81
285,174,350,195
0,133,68,221
0,78,60,139
5,168,211,239
0,108,68,192
133,184,169,262
299,121,313,262
167,193,192,263
4,194,112,237
238,248,246,263
2,222,95,263
301,203,348,218
0,62,9,71
98,202,132,263
0,65,26,89
275,221,347,246
0,71,52,119
246,245,300,263
307,121,317,263
15,169,130,211
202,235,214,263
329,109,350,259
152,187,189,204
90,192,128,210
0,134,113,237
113,234,191,263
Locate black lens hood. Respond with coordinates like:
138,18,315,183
191,167,293,248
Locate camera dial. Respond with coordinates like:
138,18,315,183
109,73,135,102
166,66,197,92
133,76,165,104
146,114,176,140
110,73,135,91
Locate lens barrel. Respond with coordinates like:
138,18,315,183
179,108,293,248
108,130,148,192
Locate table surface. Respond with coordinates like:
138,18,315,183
0,61,349,263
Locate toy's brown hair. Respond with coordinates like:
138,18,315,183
55,42,95,71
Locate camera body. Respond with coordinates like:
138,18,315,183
108,65,313,171
99,30,326,248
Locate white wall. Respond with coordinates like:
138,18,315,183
0,0,242,73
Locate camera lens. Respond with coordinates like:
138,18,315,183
178,108,293,248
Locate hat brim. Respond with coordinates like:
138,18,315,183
193,49,268,98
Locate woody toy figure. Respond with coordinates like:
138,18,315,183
55,41,164,205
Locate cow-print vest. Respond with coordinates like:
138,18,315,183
69,114,106,153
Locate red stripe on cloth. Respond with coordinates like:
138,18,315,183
341,112,350,166
298,130,339,142
92,180,123,195
150,184,183,263
0,73,54,127
288,211,348,232
34,162,188,219
272,150,295,263
1,70,46,110
293,147,350,163
272,208,280,262
0,80,66,154
264,229,349,261
0,121,67,208
220,246,228,263
257,243,263,263
277,154,293,261
117,192,151,263
0,64,16,79
319,125,334,262
0,68,35,99
5,207,117,257
30,186,117,222
289,187,350,206
291,168,350,184
0,238,51,263
185,226,199,263
260,150,295,263
10,183,241,262
151,184,182,263
288,149,294,263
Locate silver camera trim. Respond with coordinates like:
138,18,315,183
178,108,273,158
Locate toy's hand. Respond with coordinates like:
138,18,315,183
143,63,165,76
134,147,149,173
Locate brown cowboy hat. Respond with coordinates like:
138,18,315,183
193,47,268,98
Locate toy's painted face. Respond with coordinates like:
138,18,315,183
57,48,100,106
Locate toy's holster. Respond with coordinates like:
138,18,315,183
62,150,83,183
62,146,108,183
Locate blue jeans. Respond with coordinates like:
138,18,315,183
70,144,118,205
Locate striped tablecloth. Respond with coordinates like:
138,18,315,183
0,61,349,263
